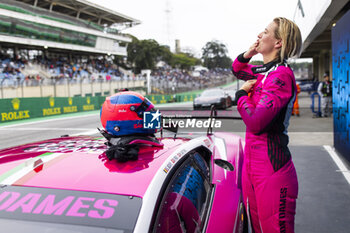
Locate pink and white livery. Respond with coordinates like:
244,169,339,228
0,131,246,232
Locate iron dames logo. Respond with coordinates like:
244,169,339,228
0,186,142,231
279,187,287,233
143,110,161,129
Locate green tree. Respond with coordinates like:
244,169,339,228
158,45,173,65
127,38,161,73
127,36,201,72
289,62,312,70
171,53,199,70
201,40,232,69
249,60,264,65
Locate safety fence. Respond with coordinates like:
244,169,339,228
0,96,105,123
146,92,199,104
0,78,146,99
150,73,233,94
0,91,207,123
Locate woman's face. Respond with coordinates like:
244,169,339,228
256,21,281,56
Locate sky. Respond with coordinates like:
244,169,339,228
91,0,306,60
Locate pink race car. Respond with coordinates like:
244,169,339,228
0,131,246,232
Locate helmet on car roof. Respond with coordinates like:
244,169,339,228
100,91,158,137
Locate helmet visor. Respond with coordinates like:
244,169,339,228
135,98,155,117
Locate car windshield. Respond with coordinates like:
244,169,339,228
0,186,142,233
201,90,223,97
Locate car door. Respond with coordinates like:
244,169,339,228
151,149,212,233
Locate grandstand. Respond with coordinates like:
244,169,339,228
0,0,140,55
0,0,235,99
0,0,143,98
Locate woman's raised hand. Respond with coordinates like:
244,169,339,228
243,40,259,59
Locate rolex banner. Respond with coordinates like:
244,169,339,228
0,97,106,123
0,94,192,123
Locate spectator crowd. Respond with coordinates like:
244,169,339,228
150,66,232,93
0,51,233,94
0,53,26,87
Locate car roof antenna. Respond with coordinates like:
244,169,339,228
207,105,217,135
172,124,179,140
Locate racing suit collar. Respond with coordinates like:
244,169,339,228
251,60,278,74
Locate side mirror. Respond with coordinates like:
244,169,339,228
214,159,234,171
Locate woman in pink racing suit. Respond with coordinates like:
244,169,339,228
232,17,302,233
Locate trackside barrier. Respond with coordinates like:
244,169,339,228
0,96,105,123
145,93,200,104
145,94,174,104
175,93,198,103
310,92,321,117
1,92,202,123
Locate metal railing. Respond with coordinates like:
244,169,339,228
0,76,145,98
1,72,235,98
150,74,234,94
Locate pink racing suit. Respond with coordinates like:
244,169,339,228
232,53,298,233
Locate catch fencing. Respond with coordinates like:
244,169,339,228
0,91,204,123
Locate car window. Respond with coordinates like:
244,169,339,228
153,151,211,233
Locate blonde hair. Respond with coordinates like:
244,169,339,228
273,17,302,63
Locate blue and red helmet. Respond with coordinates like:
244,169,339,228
100,91,158,136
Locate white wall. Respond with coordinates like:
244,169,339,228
1,80,145,98
293,0,332,43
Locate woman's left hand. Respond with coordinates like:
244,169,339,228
240,79,257,93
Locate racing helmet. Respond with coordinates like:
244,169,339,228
100,91,158,136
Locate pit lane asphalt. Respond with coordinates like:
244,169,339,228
0,91,349,232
